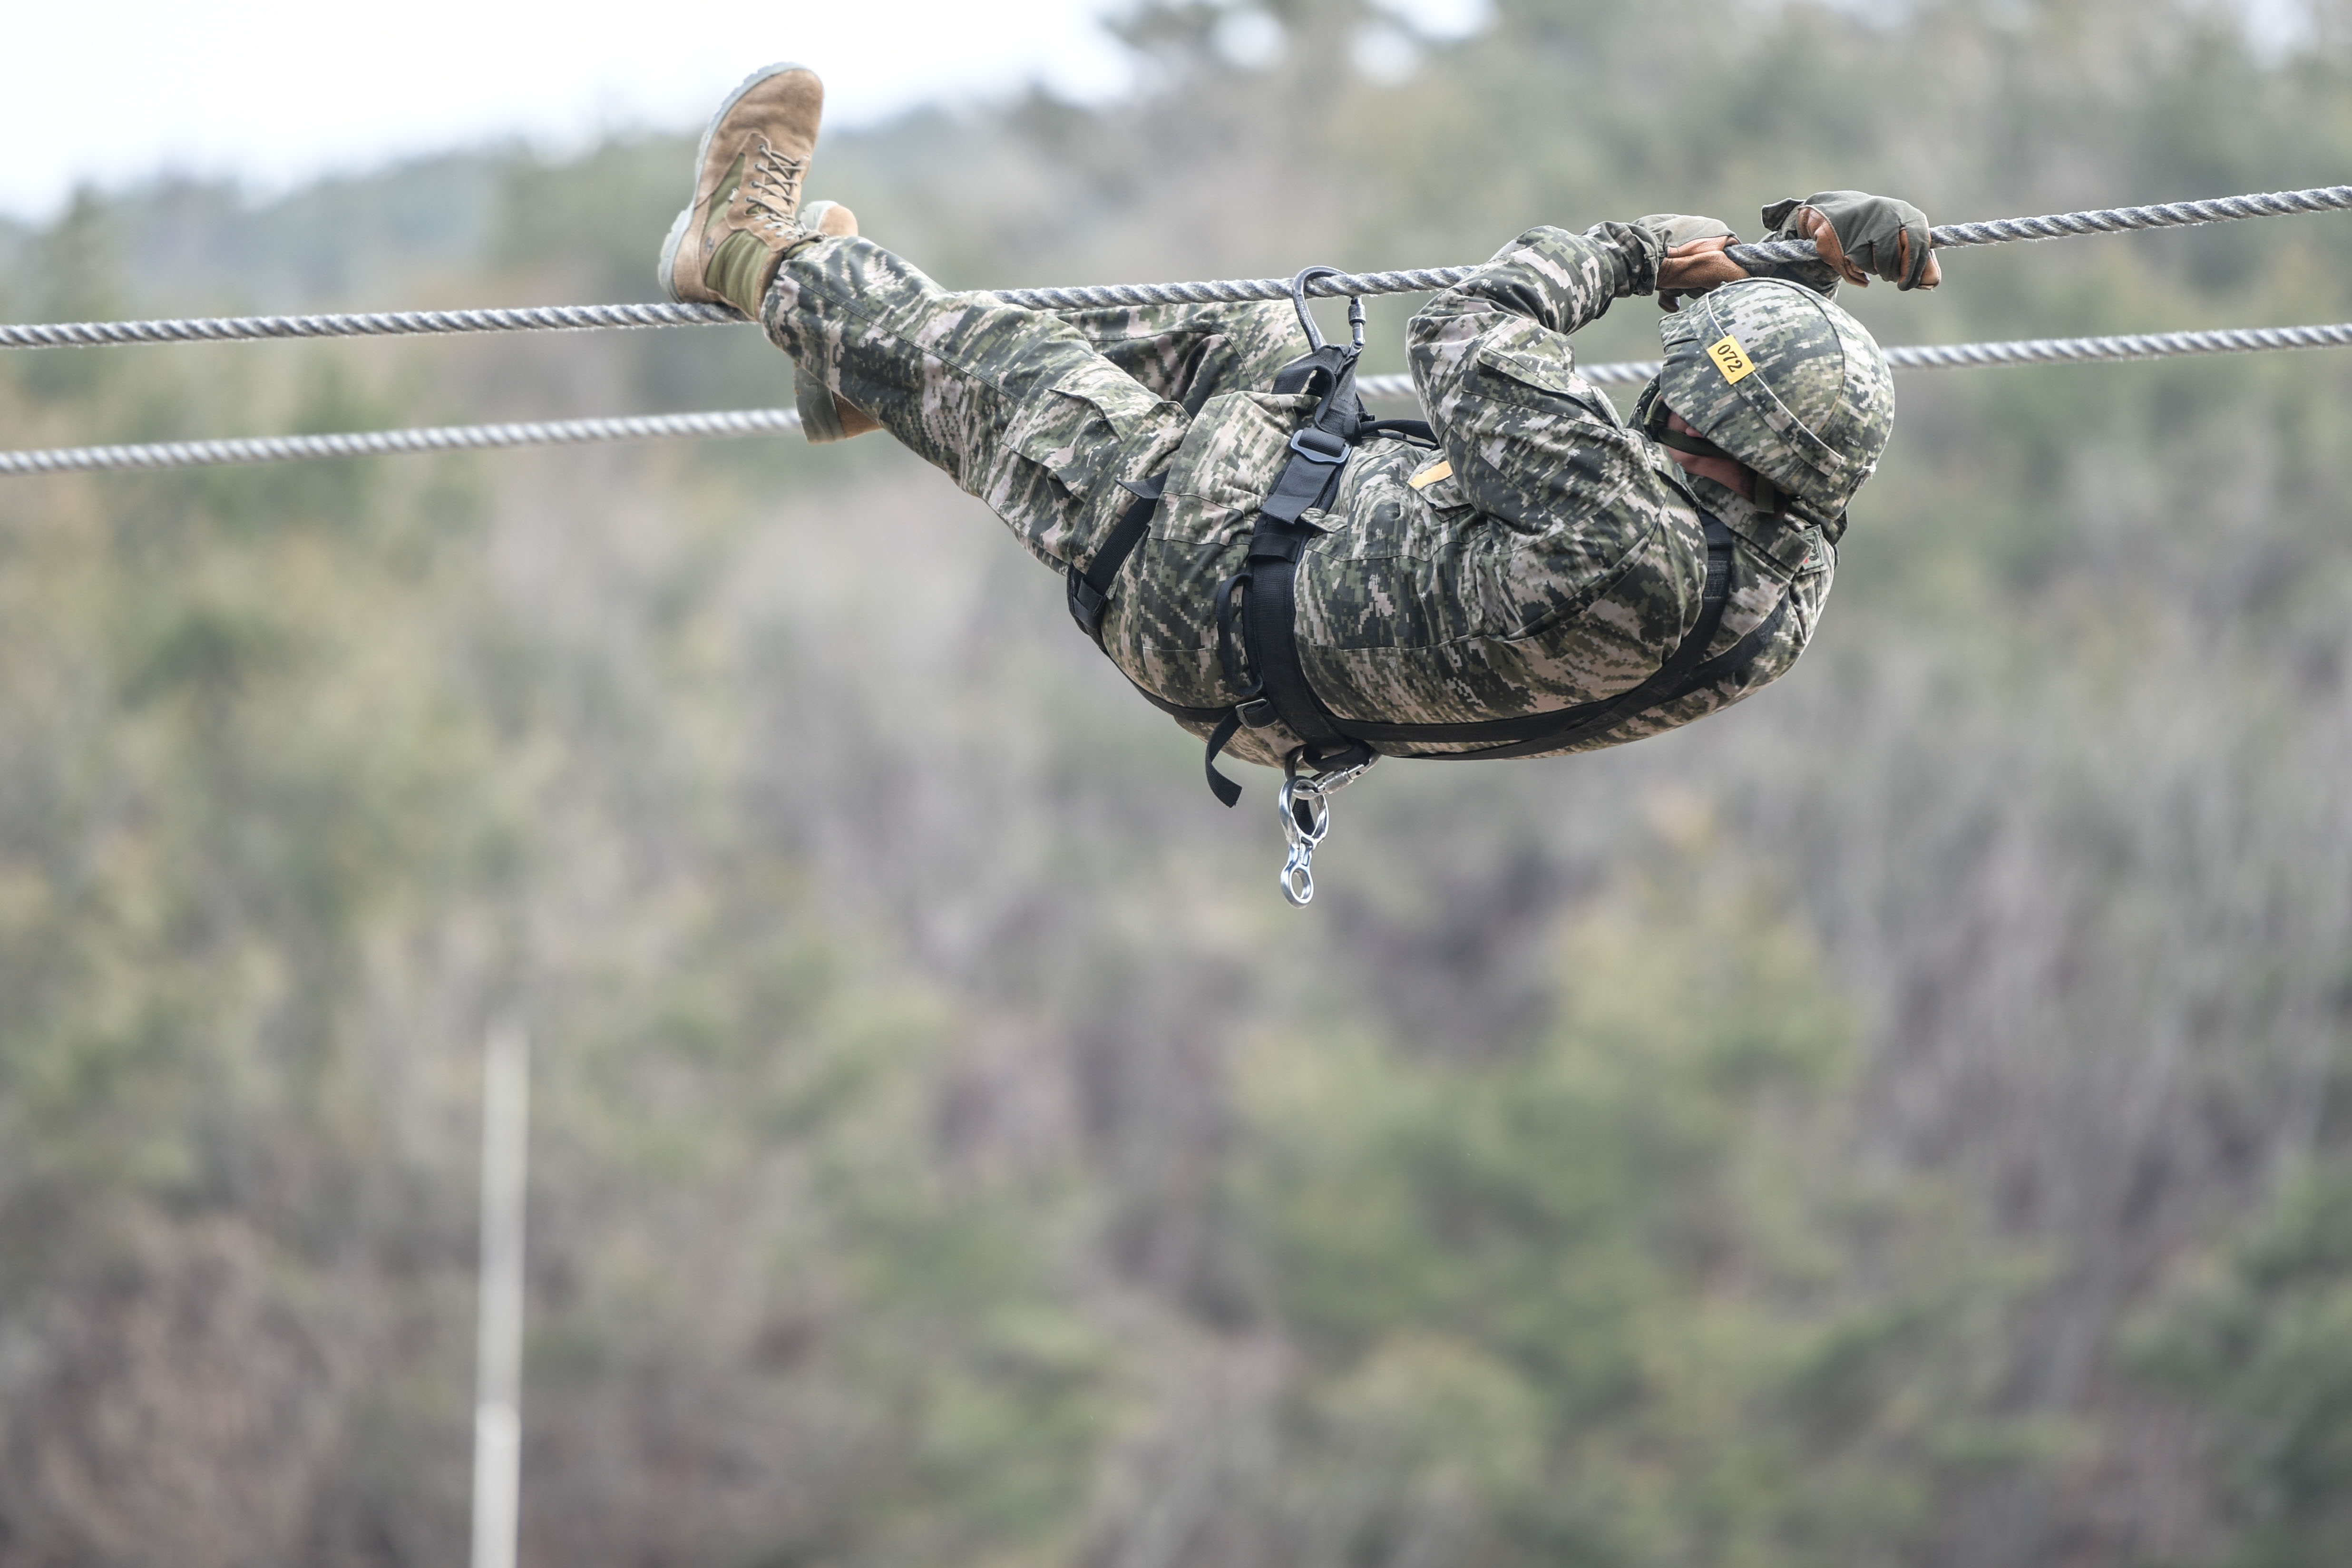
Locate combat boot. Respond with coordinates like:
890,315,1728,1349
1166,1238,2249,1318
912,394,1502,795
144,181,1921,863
792,200,882,442
658,64,825,315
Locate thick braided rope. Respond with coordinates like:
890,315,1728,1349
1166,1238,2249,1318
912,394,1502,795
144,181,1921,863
0,301,742,349
1725,183,2352,269
988,266,1476,312
7,184,2351,350
1356,320,2352,395
0,268,1479,349
1883,319,2352,370
9,320,2351,477
0,407,803,476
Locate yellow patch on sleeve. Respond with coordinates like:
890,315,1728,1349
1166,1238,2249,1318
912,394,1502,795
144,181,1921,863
1707,334,1757,385
1406,458,1454,490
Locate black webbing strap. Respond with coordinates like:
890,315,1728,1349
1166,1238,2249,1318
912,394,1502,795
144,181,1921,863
1066,471,1169,646
1197,346,1381,805
1649,424,1738,463
1445,582,1790,762
1052,467,1237,793
1201,711,1248,805
1336,514,1774,756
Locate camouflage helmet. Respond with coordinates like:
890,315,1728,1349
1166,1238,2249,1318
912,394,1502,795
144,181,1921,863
1641,277,1895,529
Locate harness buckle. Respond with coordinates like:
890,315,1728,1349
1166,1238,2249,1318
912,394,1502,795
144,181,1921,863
1287,426,1350,466
1237,696,1281,730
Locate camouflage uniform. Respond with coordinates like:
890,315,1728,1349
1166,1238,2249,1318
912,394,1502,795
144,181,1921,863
763,223,1846,769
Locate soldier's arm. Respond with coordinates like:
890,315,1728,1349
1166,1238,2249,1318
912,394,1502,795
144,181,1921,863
1404,224,1672,534
1415,223,1665,349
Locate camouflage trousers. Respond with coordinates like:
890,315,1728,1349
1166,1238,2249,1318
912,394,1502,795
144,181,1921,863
764,234,1312,543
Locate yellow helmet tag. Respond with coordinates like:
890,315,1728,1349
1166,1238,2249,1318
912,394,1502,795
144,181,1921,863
1707,334,1757,385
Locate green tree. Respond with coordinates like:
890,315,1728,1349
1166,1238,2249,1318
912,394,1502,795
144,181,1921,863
1239,852,2022,1566
2137,1166,2352,1567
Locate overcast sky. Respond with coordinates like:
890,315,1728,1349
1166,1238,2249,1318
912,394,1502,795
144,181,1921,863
0,0,1497,222
0,0,1130,219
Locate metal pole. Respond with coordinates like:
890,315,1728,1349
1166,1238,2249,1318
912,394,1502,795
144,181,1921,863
470,1024,530,1568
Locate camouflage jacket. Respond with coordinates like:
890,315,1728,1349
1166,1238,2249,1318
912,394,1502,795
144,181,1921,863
1098,224,1837,768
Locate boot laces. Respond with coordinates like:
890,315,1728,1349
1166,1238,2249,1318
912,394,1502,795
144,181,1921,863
743,141,807,237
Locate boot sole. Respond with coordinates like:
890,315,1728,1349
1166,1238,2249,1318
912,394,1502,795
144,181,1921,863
657,61,820,305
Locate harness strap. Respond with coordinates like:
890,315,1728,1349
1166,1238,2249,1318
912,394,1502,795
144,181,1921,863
1441,580,1789,760
1066,471,1169,645
1058,502,1241,797
1259,426,1350,526
1336,515,1776,755
1239,516,1368,764
1192,344,1386,804
1649,424,1738,463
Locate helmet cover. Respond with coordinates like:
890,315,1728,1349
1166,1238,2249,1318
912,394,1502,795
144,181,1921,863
1652,277,1894,526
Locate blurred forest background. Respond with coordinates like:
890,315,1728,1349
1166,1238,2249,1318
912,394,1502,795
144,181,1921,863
7,0,2352,1563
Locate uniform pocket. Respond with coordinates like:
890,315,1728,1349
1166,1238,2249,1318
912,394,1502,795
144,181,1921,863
1156,388,1318,544
1298,449,1488,650
1719,507,1821,582
1473,320,1623,422
988,360,1181,568
1001,359,1168,500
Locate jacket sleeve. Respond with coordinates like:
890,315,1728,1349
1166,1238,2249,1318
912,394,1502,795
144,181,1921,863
1405,223,1670,539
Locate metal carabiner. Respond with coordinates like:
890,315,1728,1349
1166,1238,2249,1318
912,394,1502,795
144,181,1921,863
1288,265,1366,355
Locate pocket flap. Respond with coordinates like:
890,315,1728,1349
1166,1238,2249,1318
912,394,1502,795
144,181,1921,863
1473,321,1619,420
1478,345,1586,397
1003,361,1161,494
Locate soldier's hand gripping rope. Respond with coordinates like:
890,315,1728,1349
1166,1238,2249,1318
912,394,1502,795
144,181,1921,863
1760,192,1942,291
1648,193,1942,309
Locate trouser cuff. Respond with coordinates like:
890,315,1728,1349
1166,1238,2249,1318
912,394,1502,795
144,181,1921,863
794,366,849,444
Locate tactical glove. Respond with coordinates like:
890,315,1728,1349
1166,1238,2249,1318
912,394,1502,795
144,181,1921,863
1631,214,1748,311
1760,191,1941,291
1635,213,1735,251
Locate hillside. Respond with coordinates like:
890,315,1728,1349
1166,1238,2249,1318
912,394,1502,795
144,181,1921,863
6,3,2352,1564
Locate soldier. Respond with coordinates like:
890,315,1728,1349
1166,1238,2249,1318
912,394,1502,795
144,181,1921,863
659,64,1937,815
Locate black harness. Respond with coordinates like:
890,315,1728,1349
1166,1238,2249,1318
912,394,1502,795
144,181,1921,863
1064,267,1785,808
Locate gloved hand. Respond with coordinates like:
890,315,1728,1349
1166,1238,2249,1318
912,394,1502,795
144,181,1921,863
1631,214,1748,311
1761,191,1941,291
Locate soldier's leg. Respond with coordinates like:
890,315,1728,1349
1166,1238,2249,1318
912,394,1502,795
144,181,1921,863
1046,302,1312,415
807,294,1309,435
788,197,1306,433
765,235,1190,571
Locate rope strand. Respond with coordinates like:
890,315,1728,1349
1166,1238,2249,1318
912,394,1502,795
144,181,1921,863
8,319,2348,477
4,183,2349,351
